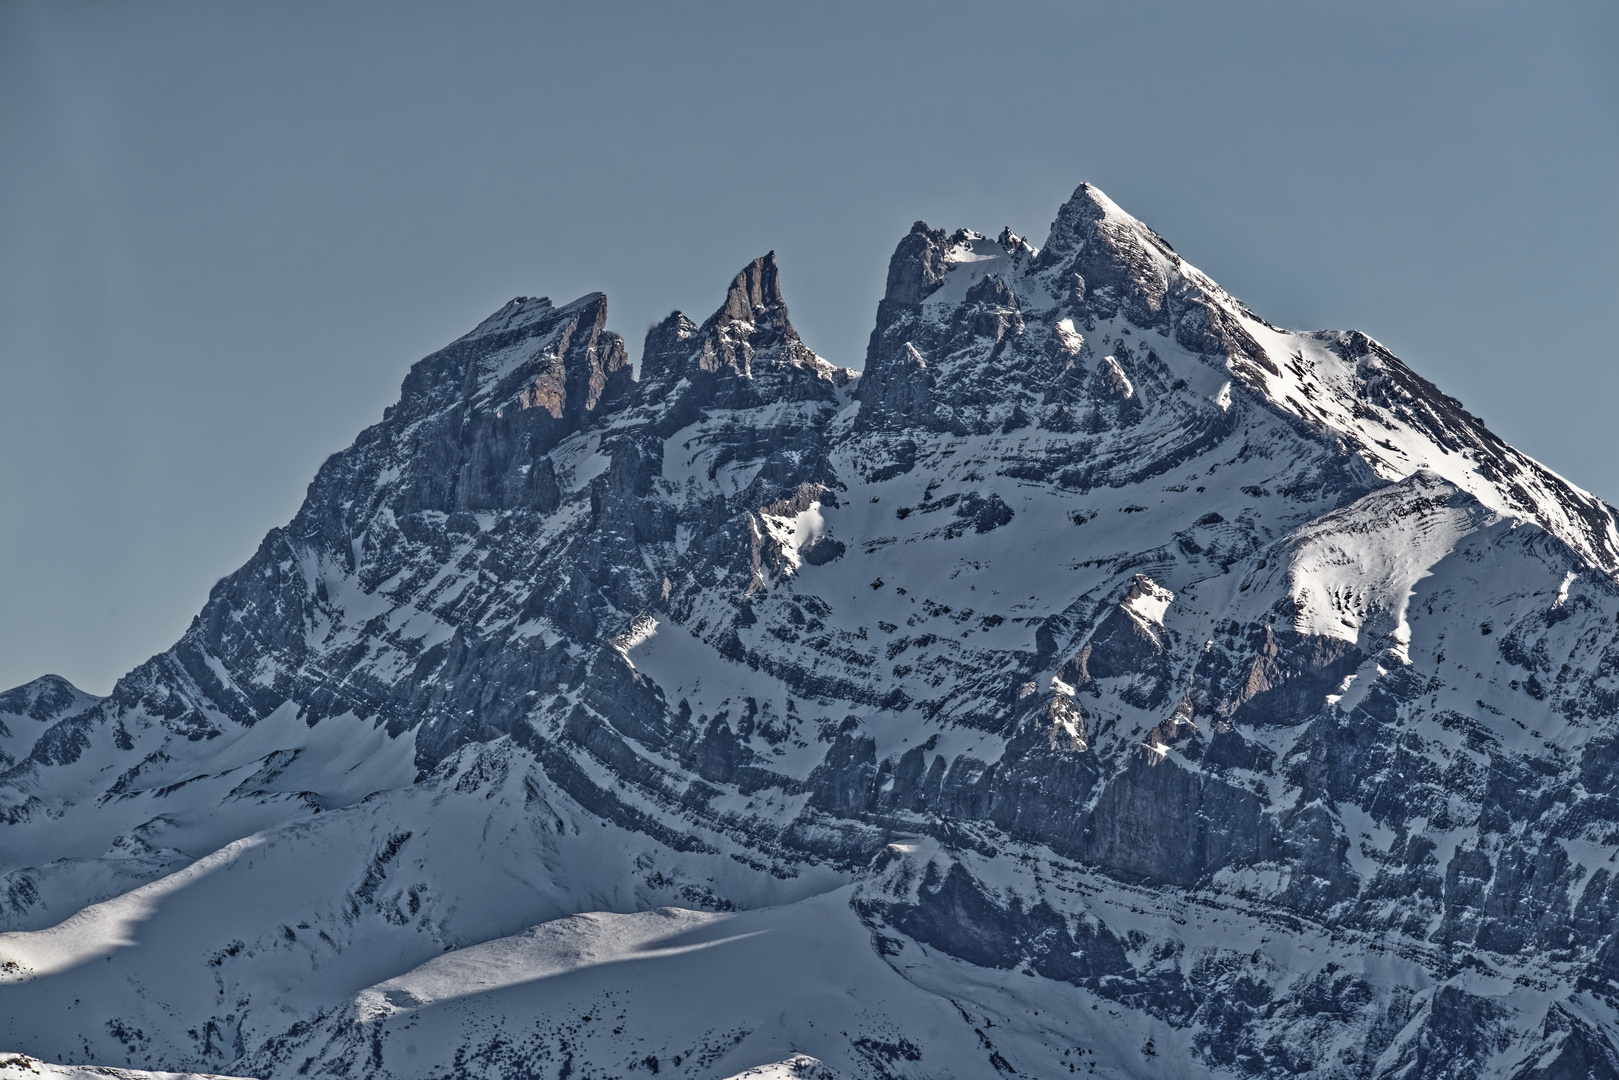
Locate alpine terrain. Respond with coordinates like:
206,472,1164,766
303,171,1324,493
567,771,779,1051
7,183,1619,1080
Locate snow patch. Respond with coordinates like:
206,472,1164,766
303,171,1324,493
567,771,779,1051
1054,318,1084,356
613,614,659,653
1122,575,1173,626
721,1056,835,1080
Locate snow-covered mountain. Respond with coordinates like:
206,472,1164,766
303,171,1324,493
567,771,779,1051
6,183,1619,1079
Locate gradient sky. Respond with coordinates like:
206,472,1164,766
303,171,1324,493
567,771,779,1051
3,1,1616,695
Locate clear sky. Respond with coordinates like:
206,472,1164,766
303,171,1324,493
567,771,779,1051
3,1,1616,695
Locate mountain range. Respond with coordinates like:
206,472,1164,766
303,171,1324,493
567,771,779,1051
5,183,1619,1079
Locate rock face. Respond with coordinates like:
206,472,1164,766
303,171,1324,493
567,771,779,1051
5,183,1619,1080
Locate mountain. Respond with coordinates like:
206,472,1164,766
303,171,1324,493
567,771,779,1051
5,183,1619,1080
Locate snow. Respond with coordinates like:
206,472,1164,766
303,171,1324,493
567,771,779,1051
0,832,275,981
789,504,826,550
463,296,555,341
1223,317,1619,576
613,613,659,653
755,503,827,574
554,431,611,491
919,232,1047,313
284,888,1016,1080
0,740,852,1071
1555,569,1576,608
1225,471,1493,655
0,1055,250,1080
1054,317,1084,355
1121,577,1173,626
352,906,738,1022
721,1056,835,1080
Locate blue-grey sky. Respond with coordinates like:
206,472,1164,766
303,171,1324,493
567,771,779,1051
3,1,1616,695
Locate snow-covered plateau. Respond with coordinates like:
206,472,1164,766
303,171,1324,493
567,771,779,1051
5,183,1619,1078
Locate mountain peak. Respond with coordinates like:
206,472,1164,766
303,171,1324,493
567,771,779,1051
385,287,629,460
718,251,786,323
640,253,836,400
0,674,98,722
1056,181,1158,237
703,251,802,358
1070,179,1123,216
1034,181,1177,277
463,295,556,340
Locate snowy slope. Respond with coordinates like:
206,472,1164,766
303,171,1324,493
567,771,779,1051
5,186,1619,1080
0,1054,248,1080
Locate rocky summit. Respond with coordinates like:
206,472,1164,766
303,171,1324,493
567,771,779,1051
5,183,1619,1080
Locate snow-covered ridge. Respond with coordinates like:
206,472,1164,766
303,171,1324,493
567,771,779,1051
1036,185,1619,576
462,294,557,340
0,1055,249,1080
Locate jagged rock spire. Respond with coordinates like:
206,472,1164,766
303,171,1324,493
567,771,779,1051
639,252,843,414
718,251,788,323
